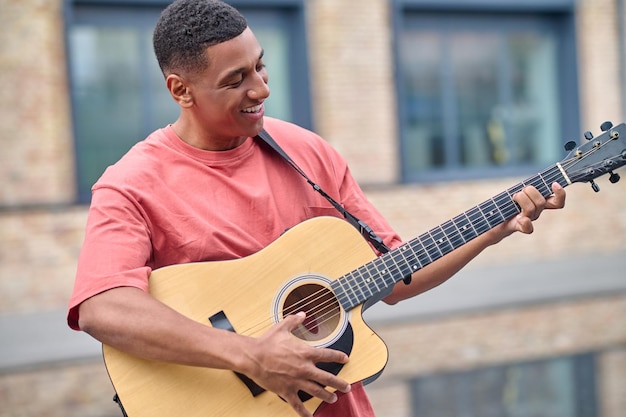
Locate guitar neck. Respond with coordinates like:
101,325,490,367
331,164,571,311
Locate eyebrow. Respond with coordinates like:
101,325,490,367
223,49,265,80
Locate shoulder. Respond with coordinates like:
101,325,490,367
94,128,171,192
262,117,322,144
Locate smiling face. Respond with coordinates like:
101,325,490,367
167,27,270,150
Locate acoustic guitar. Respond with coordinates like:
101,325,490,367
103,122,626,416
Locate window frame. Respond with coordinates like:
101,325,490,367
409,352,598,417
392,0,581,183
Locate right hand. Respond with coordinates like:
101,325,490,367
240,312,351,417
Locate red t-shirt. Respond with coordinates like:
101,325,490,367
68,117,401,416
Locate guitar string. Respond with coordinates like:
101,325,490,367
237,156,576,337
238,287,342,337
234,144,608,338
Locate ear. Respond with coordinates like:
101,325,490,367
166,74,193,107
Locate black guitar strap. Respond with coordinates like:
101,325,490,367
255,129,410,285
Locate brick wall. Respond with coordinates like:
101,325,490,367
0,0,75,207
577,0,625,129
0,208,86,315
306,0,399,185
0,0,624,416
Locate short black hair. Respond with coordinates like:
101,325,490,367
153,0,248,76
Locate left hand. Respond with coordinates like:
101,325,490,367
490,182,566,242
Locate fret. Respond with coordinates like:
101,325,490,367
359,260,383,299
344,271,363,307
332,277,354,311
536,166,568,196
349,268,369,302
376,255,402,288
503,187,522,217
478,198,505,228
455,213,478,242
535,172,552,197
330,278,350,309
398,243,425,273
430,226,454,256
409,241,430,270
465,206,489,236
418,232,442,262
364,258,384,295
442,219,465,248
507,183,525,199
494,190,518,219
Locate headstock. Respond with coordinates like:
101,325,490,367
560,121,626,192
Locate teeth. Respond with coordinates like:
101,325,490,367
243,104,262,113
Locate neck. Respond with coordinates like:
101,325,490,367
171,119,247,151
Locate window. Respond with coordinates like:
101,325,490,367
410,353,597,417
396,6,580,182
66,1,310,202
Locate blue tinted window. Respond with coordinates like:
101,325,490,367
410,354,597,417
397,11,579,182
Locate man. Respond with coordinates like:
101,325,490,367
67,1,566,416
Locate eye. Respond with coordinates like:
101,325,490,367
228,76,244,87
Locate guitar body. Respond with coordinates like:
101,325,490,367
103,216,389,417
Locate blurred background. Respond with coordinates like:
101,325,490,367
1,0,625,416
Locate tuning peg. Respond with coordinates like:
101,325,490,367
600,121,613,131
564,141,577,151
584,131,594,140
609,171,621,183
590,180,601,192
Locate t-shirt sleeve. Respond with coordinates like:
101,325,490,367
67,186,153,330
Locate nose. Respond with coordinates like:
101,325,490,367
248,71,270,101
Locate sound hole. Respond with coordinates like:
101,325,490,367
283,283,341,342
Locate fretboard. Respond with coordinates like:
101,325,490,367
330,164,570,311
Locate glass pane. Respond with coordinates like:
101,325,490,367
252,26,292,122
472,367,507,417
70,27,144,194
411,355,593,417
400,16,562,178
400,32,445,172
506,33,560,166
504,359,575,417
451,33,501,168
451,31,560,169
413,374,461,417
146,30,180,129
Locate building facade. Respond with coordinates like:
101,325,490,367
1,0,625,416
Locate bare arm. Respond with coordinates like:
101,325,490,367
79,287,350,417
384,183,566,304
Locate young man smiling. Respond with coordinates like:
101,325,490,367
67,1,566,416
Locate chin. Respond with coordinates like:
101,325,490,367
249,119,265,136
